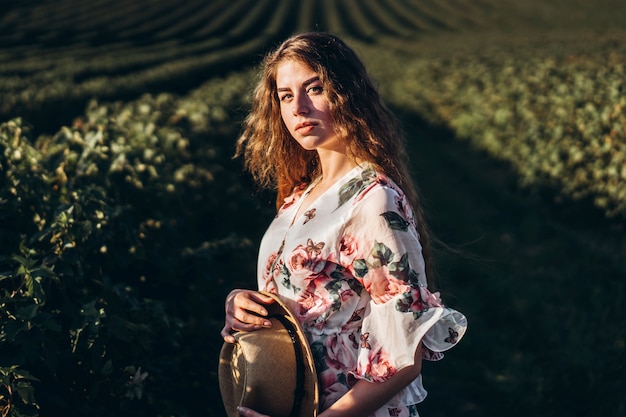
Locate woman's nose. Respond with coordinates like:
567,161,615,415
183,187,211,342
293,94,309,115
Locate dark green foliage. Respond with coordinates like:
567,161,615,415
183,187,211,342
0,74,274,416
384,46,626,219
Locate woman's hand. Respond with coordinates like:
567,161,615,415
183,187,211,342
237,406,269,417
220,290,276,343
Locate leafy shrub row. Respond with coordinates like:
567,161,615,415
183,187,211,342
387,48,626,218
0,0,294,125
0,69,268,416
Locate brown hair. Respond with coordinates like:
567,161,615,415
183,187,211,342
235,32,435,287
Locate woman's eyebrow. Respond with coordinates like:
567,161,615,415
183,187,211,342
277,76,320,92
303,76,320,86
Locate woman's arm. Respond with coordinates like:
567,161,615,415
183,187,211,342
318,343,423,417
237,344,423,417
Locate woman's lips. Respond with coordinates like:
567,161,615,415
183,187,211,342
295,121,317,133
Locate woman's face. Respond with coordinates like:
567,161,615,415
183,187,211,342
276,60,341,152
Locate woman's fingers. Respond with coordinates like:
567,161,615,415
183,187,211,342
230,292,268,318
221,290,277,342
220,324,236,344
227,291,272,326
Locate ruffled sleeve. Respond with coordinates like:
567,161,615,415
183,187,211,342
338,182,467,383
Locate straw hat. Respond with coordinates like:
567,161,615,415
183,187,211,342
219,292,319,417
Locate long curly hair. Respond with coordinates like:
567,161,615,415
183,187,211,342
236,32,435,286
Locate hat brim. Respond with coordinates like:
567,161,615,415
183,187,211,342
219,291,319,417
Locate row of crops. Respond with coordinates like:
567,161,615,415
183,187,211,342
11,38,621,220
346,33,626,219
6,0,618,127
0,71,260,416
3,0,626,218
381,42,626,218
1,0,289,125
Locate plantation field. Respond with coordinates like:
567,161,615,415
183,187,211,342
1,1,625,416
3,0,625,127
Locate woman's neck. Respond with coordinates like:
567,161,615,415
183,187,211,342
315,148,359,188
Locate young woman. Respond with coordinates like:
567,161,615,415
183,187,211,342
221,32,467,417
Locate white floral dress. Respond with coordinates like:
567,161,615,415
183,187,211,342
257,164,468,417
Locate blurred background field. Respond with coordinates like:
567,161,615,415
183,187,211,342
0,1,625,416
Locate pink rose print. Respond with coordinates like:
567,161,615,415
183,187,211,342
289,246,309,276
321,380,349,410
319,367,340,389
288,241,326,280
408,288,427,313
363,266,411,304
421,288,443,308
366,348,396,381
271,258,286,282
304,271,332,288
263,253,277,280
324,333,358,371
297,284,332,324
340,289,355,303
338,234,359,265
387,277,411,299
321,260,339,277
261,253,278,292
403,286,444,315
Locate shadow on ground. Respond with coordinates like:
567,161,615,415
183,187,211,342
395,109,625,417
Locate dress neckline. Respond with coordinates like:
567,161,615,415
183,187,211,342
287,164,365,227
288,175,323,227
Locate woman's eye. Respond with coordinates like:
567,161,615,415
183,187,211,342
308,86,323,94
279,94,292,101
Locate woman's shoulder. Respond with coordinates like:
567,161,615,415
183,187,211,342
346,165,406,204
343,165,416,226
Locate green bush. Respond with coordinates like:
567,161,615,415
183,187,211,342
0,70,269,416
387,48,626,218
